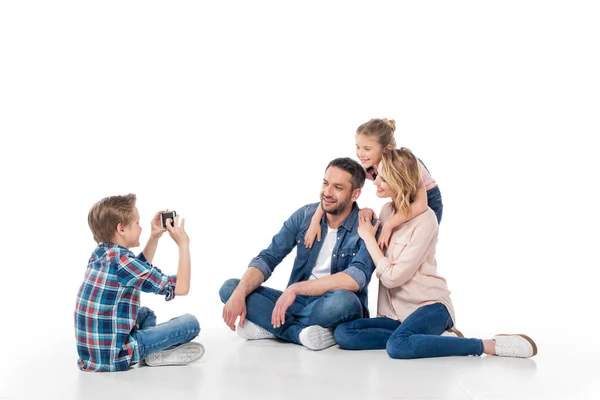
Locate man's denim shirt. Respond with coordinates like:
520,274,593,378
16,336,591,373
249,202,377,317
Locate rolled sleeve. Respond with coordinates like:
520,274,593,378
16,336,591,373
248,257,272,281
117,254,177,301
342,266,367,290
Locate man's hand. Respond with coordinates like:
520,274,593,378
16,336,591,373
223,293,247,331
150,210,168,239
271,288,297,328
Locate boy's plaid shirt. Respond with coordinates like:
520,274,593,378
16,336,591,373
74,243,176,372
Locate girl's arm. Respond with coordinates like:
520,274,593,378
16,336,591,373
377,183,428,250
358,210,438,289
303,206,324,248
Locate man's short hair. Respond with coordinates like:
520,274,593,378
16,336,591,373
88,194,137,243
326,158,366,190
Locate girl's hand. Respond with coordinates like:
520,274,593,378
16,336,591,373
357,212,380,241
304,220,321,248
150,210,167,239
377,224,393,250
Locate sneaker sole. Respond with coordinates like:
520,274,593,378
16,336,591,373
145,342,205,367
237,322,276,340
496,334,538,356
300,327,336,351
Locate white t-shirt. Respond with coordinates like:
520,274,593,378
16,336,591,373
309,227,338,280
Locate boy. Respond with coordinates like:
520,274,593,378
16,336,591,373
74,194,204,372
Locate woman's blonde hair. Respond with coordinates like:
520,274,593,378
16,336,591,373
356,118,397,148
380,148,421,217
88,194,137,243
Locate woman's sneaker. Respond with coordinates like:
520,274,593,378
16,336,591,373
237,320,276,340
493,334,538,358
299,326,336,350
145,342,205,367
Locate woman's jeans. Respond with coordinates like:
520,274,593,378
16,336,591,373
132,307,200,360
334,303,484,359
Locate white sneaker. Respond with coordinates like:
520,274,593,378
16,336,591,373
299,326,336,351
441,327,464,338
493,334,538,358
145,342,205,367
237,320,276,340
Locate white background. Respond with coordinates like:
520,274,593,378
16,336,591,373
1,0,599,383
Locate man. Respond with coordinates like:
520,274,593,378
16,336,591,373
219,158,378,350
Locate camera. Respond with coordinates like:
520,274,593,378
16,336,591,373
161,211,177,229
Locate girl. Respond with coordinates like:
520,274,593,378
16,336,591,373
304,118,442,250
333,148,537,359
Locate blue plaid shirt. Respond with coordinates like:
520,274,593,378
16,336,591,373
74,243,176,372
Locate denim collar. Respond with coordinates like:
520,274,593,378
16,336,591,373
320,202,359,232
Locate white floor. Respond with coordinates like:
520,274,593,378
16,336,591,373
1,326,597,400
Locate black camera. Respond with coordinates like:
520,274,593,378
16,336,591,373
161,211,177,229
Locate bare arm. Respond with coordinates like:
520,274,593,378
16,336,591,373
304,206,324,248
271,272,360,328
288,272,359,297
142,210,168,264
377,184,428,249
222,267,265,330
173,242,191,296
231,266,265,298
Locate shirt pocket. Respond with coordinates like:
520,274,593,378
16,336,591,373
387,238,409,261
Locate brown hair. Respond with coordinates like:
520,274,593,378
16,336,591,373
88,194,137,243
356,118,397,148
380,148,421,217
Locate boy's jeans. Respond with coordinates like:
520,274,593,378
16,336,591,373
219,278,363,344
334,303,484,359
132,307,200,360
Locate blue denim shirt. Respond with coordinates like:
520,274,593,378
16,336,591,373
248,202,377,317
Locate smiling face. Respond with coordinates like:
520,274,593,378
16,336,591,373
355,133,385,170
374,161,394,199
320,166,359,216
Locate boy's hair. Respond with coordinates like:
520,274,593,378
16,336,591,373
380,148,422,217
356,118,397,148
326,157,366,190
88,194,137,244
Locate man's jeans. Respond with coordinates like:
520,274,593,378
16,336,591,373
334,303,484,359
132,307,201,360
219,279,363,345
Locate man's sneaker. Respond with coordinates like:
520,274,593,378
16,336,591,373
493,334,538,358
441,327,464,338
145,342,205,367
299,326,336,351
237,320,276,340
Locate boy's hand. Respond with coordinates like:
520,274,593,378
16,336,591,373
150,210,168,239
166,215,190,246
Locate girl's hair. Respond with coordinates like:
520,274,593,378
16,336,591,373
380,148,421,217
356,118,397,148
88,193,137,243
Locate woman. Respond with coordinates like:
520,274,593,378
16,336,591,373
334,148,537,359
